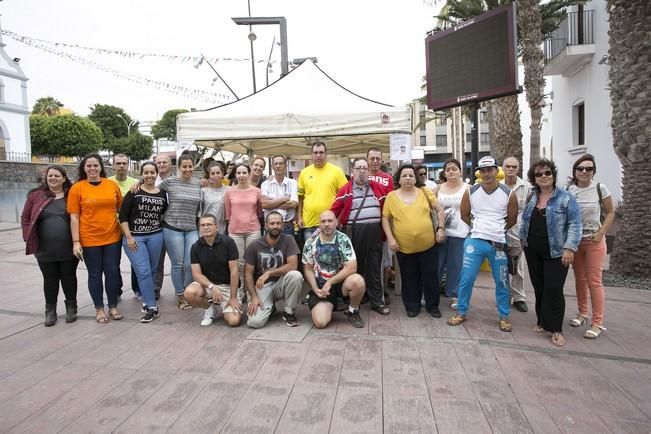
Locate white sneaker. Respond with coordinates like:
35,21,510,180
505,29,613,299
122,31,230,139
450,298,458,310
200,306,216,326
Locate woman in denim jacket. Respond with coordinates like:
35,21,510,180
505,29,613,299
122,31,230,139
520,159,582,346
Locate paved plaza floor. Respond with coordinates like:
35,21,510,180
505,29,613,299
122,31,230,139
0,222,650,433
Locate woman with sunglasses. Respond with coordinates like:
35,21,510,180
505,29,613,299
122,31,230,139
566,154,615,339
520,159,582,346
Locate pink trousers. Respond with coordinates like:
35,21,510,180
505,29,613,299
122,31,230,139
573,238,606,327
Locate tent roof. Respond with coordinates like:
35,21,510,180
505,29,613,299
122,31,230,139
176,59,412,156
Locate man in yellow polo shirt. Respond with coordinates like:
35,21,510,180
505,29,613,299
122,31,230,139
109,153,140,299
297,141,348,239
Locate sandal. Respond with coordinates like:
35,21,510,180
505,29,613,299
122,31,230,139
447,314,466,326
584,325,605,339
177,296,193,311
551,332,565,346
498,317,512,332
569,314,587,327
96,309,108,324
108,308,123,320
534,325,545,333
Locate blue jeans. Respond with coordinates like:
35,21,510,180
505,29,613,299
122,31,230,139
83,241,122,309
437,236,466,298
396,244,439,313
163,228,198,296
456,238,510,318
122,232,164,309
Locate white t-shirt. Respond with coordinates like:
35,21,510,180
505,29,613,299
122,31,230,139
567,182,611,237
437,184,470,238
469,183,511,243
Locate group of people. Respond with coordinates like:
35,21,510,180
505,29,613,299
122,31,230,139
21,143,613,346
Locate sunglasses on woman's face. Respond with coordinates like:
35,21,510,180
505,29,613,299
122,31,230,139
575,166,595,172
534,170,553,178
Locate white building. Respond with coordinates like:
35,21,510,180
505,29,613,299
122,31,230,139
543,0,621,201
0,21,30,158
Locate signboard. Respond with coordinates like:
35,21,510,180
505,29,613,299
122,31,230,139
425,3,519,111
390,133,411,161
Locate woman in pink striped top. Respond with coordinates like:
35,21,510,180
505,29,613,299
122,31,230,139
224,163,263,302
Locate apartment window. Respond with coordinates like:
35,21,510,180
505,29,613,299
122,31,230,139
436,135,447,148
466,133,472,144
480,133,490,148
574,102,585,146
480,111,487,123
435,114,447,126
420,135,427,146
419,111,426,133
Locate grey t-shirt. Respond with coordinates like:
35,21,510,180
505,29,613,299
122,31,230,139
201,185,228,234
567,182,611,237
244,234,300,282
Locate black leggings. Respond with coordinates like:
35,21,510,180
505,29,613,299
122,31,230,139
37,258,79,304
524,236,568,333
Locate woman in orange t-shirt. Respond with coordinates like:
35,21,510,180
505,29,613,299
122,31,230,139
68,153,123,323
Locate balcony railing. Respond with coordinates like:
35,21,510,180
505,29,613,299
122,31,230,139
544,10,594,63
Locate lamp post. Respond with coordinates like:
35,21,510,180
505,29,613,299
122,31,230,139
116,114,137,136
231,16,289,93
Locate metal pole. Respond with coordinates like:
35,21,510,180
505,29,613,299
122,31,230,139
278,17,288,77
470,103,479,184
247,0,257,93
201,54,239,100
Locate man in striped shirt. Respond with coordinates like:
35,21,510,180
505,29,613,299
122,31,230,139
261,155,298,235
331,157,391,315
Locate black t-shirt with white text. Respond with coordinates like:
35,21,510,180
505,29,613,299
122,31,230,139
119,190,168,235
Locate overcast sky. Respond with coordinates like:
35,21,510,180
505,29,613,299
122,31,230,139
1,0,441,123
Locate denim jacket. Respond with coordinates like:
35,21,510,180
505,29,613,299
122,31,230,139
519,187,582,258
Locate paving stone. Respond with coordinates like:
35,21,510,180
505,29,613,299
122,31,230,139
9,365,132,433
275,385,337,434
167,379,249,434
331,387,383,433
221,383,292,433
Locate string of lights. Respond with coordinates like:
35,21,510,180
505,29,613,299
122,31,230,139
1,29,274,65
3,31,235,104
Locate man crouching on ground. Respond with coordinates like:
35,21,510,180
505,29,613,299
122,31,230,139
303,210,366,328
184,214,242,327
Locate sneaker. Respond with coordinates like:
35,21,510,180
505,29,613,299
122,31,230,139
200,306,216,326
450,298,458,310
513,300,528,312
141,309,159,323
345,309,364,328
282,312,299,327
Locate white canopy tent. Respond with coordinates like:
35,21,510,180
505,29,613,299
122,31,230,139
176,59,413,156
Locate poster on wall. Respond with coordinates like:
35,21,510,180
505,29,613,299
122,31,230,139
390,133,411,161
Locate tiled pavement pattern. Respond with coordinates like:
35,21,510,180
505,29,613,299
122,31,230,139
0,222,650,433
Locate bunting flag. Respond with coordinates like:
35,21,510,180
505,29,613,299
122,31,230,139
3,30,235,104
1,29,274,64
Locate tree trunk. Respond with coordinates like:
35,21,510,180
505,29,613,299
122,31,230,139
492,94,523,163
517,0,545,165
607,0,651,277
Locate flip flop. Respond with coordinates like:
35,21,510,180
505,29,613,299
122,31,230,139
108,309,123,320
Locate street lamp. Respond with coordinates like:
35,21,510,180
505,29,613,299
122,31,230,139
231,16,289,92
116,114,137,136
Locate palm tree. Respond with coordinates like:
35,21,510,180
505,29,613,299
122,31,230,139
434,0,582,164
31,97,64,116
607,0,651,277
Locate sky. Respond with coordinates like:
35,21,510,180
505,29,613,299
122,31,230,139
1,0,441,124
